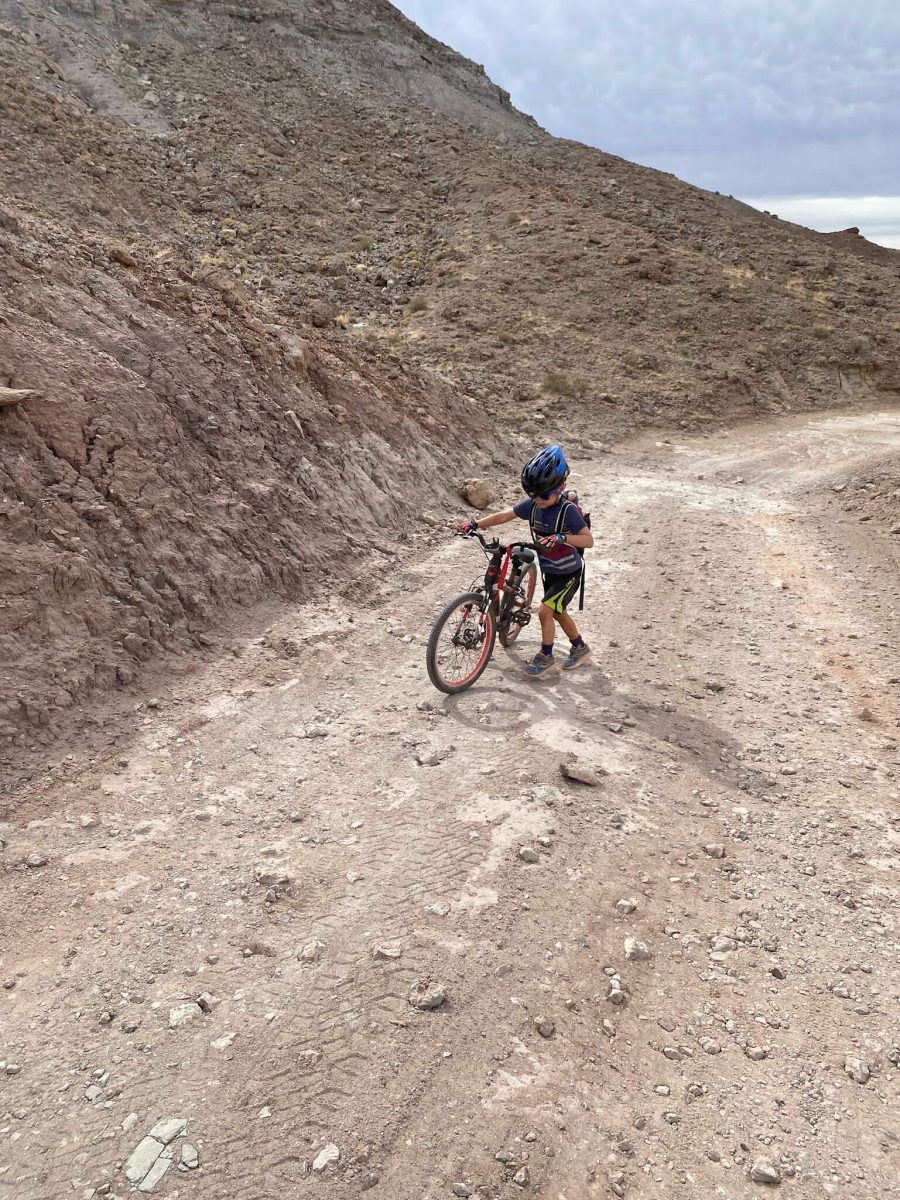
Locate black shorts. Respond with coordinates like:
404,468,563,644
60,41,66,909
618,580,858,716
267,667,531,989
541,570,581,613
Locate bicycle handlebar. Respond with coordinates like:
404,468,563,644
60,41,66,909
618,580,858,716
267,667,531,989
461,529,542,554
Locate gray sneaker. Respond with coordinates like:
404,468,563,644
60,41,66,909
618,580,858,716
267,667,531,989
524,651,557,678
562,642,591,671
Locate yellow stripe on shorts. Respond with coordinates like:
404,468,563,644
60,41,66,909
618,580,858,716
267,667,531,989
543,584,570,613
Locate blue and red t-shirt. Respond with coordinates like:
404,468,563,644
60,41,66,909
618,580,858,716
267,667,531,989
513,497,586,575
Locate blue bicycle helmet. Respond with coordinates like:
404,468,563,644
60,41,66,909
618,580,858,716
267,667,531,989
521,444,569,496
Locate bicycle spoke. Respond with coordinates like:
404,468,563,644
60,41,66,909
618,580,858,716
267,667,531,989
430,598,492,689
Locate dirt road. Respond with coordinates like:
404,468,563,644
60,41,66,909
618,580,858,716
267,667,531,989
2,409,898,1200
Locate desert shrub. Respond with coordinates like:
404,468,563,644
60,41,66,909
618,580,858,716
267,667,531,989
407,295,428,313
812,323,833,339
542,371,575,396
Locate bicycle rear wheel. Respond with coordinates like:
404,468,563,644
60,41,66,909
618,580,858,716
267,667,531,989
426,591,496,694
498,563,537,647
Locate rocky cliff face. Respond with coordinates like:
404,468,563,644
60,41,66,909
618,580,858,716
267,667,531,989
1,0,898,749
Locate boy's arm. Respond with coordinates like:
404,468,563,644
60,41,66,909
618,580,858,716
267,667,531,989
472,508,516,530
563,527,594,549
557,508,594,550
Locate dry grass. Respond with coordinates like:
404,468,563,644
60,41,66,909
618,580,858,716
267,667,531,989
542,371,575,396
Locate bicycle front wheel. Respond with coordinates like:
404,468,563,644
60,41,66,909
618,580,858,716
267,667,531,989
426,592,497,694
498,563,537,647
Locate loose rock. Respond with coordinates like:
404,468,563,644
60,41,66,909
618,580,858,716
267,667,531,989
749,1157,782,1185
139,1149,173,1193
409,980,446,1010
560,760,604,786
624,936,652,962
124,1137,165,1185
844,1054,871,1084
698,1036,722,1055
459,478,495,509
533,1015,555,1038
149,1117,187,1145
298,939,326,963
168,1003,203,1030
312,1143,340,1172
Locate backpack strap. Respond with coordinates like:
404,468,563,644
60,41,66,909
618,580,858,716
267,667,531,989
555,500,572,535
532,499,576,543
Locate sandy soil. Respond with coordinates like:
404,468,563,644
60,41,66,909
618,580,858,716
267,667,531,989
1,408,898,1200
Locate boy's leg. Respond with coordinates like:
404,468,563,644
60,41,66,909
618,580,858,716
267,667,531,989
538,603,557,648
552,573,591,670
524,576,571,677
555,609,580,641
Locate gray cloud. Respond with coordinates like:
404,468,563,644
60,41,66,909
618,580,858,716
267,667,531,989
398,1,900,200
744,196,900,248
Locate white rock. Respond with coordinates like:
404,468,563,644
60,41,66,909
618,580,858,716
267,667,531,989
844,1054,871,1084
298,939,325,963
124,1137,164,1185
615,897,638,915
560,760,603,786
168,1002,203,1030
409,980,446,1010
149,1117,187,1145
312,1143,340,1172
139,1149,173,1192
699,1036,722,1055
624,936,652,962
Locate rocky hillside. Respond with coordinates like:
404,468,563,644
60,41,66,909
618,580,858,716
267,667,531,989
2,0,899,748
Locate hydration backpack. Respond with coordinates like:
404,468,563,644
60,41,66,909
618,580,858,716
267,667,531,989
529,489,591,610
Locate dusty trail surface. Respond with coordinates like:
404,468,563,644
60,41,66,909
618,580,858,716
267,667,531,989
2,409,898,1200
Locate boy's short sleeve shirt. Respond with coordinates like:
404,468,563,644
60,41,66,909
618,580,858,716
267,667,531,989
513,498,586,573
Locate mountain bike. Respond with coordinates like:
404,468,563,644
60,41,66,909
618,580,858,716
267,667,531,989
425,530,539,694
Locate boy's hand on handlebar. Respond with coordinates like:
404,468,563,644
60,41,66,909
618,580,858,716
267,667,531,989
538,533,565,548
458,518,478,535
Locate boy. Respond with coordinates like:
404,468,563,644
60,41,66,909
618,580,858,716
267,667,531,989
459,444,593,676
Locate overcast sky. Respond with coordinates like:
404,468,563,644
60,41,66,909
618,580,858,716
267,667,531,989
397,0,900,247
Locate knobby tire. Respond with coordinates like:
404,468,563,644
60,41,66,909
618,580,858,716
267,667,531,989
498,563,537,648
426,592,497,694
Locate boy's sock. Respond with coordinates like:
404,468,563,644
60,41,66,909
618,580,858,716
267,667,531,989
570,636,584,648
541,642,554,657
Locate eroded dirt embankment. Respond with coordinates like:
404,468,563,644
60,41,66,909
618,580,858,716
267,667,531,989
0,218,498,752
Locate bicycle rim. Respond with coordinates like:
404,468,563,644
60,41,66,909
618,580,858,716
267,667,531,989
498,563,537,648
426,592,496,693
